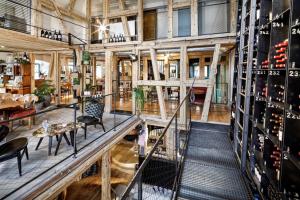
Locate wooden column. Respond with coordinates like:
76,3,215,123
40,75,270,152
180,46,187,125
86,0,91,48
168,0,173,39
101,150,111,200
166,128,176,159
137,0,143,42
92,57,97,86
30,0,39,36
191,0,198,36
143,58,148,80
29,53,35,93
103,0,109,43
201,44,221,121
230,0,237,33
132,49,139,114
105,50,113,112
56,52,61,104
150,48,167,120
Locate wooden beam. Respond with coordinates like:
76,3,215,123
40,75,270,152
107,9,138,19
142,58,148,80
132,49,139,114
88,33,236,52
49,0,69,34
105,50,113,112
0,28,70,51
40,0,87,22
92,57,96,85
150,48,167,120
103,0,109,43
68,0,77,12
86,0,91,47
101,150,111,200
168,0,173,39
201,43,221,121
230,0,238,33
173,1,191,9
118,0,131,42
29,53,36,93
137,0,143,42
31,0,39,36
191,0,198,36
180,46,187,124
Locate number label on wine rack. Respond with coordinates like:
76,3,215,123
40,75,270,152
291,28,300,35
256,96,265,101
286,112,300,120
257,70,266,75
289,70,300,77
272,22,284,28
269,70,280,76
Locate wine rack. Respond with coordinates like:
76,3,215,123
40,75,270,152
232,0,300,199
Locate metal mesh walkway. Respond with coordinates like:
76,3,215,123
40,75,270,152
177,122,251,200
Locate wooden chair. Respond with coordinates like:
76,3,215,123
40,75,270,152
0,125,29,176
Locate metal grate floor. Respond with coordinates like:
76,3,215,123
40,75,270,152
177,122,251,200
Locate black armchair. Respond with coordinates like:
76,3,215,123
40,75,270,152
0,125,29,176
77,99,105,139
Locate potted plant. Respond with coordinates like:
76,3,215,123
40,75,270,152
82,51,91,65
33,80,55,111
133,86,145,117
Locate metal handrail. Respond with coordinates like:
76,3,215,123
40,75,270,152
121,78,196,199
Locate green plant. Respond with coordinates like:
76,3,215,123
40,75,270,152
33,80,55,103
133,86,145,115
73,78,80,85
82,51,90,64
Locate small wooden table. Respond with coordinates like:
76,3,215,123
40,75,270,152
33,122,80,156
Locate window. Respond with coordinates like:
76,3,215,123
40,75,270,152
173,8,191,37
198,0,230,35
204,65,210,79
34,60,50,79
157,8,168,39
189,59,200,78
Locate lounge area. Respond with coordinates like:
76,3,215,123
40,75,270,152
0,107,132,199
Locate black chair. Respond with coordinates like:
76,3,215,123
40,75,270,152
77,99,105,139
0,125,29,176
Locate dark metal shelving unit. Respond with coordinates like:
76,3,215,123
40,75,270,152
232,0,300,199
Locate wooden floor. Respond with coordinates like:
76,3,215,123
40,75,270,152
114,97,230,124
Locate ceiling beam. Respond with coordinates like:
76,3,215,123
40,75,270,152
67,0,77,12
40,0,87,23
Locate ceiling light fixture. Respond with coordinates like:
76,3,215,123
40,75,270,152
0,46,5,48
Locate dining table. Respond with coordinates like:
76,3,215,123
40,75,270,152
0,99,24,121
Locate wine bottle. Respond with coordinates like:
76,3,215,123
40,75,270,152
44,31,48,38
41,29,44,37
54,30,58,40
58,31,62,41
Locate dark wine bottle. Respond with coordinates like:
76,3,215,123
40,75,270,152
44,31,48,38
57,31,62,41
54,30,58,40
41,29,44,37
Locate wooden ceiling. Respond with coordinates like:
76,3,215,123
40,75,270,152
0,28,71,52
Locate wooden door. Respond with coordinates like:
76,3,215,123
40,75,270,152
143,10,157,41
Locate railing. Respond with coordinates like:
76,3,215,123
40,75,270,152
0,93,133,199
121,79,195,200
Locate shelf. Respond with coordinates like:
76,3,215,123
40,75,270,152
255,122,266,134
272,8,290,22
266,132,280,147
286,153,300,171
